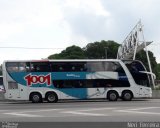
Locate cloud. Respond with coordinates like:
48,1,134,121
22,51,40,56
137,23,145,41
57,0,115,46
0,0,160,63
0,0,65,41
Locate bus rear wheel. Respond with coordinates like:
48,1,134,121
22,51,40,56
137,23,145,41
46,92,58,103
122,91,133,101
107,91,118,101
30,93,42,103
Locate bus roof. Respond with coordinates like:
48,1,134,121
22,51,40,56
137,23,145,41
3,59,122,63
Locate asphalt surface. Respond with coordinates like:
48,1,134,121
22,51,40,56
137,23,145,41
1,99,160,128
0,98,160,122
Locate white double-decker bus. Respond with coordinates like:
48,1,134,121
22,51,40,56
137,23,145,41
2,59,154,103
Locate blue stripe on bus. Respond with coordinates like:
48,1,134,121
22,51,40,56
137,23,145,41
52,72,86,80
8,72,128,99
9,72,88,99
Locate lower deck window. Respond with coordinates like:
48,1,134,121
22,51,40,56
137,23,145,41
53,79,130,88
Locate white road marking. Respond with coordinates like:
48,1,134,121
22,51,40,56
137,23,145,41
116,107,160,115
62,107,116,116
3,109,63,117
75,107,116,112
125,107,160,111
16,109,63,113
0,110,10,112
2,107,160,118
63,111,106,116
116,110,160,115
4,113,43,117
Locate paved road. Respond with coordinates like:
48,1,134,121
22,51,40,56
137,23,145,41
0,99,160,123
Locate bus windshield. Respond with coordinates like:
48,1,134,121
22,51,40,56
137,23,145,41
123,60,152,87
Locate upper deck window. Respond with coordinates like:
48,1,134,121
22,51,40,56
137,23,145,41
30,62,51,72
87,61,125,73
6,62,30,73
123,60,146,72
6,62,19,72
51,62,87,72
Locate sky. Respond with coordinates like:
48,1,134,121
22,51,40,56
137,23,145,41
0,0,160,64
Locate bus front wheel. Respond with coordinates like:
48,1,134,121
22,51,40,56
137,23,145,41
30,93,42,103
107,91,118,101
46,92,58,103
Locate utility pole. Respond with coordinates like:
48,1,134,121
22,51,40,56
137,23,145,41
104,47,108,59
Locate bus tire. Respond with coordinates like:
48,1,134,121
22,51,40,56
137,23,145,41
45,92,58,103
107,91,118,101
122,91,133,101
30,92,42,103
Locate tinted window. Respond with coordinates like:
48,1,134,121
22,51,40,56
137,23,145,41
6,62,19,72
68,62,87,72
0,77,3,85
105,62,125,73
19,62,30,72
87,62,105,72
87,61,125,73
53,79,130,88
124,60,146,72
51,62,87,72
6,62,30,73
51,62,67,72
30,62,51,72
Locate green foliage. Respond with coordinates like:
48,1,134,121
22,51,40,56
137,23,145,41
48,45,86,59
48,40,120,60
84,40,119,59
156,64,160,79
136,50,159,79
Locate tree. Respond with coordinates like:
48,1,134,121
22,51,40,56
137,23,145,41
48,40,120,60
156,64,160,79
136,50,159,79
84,40,119,59
48,45,86,59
